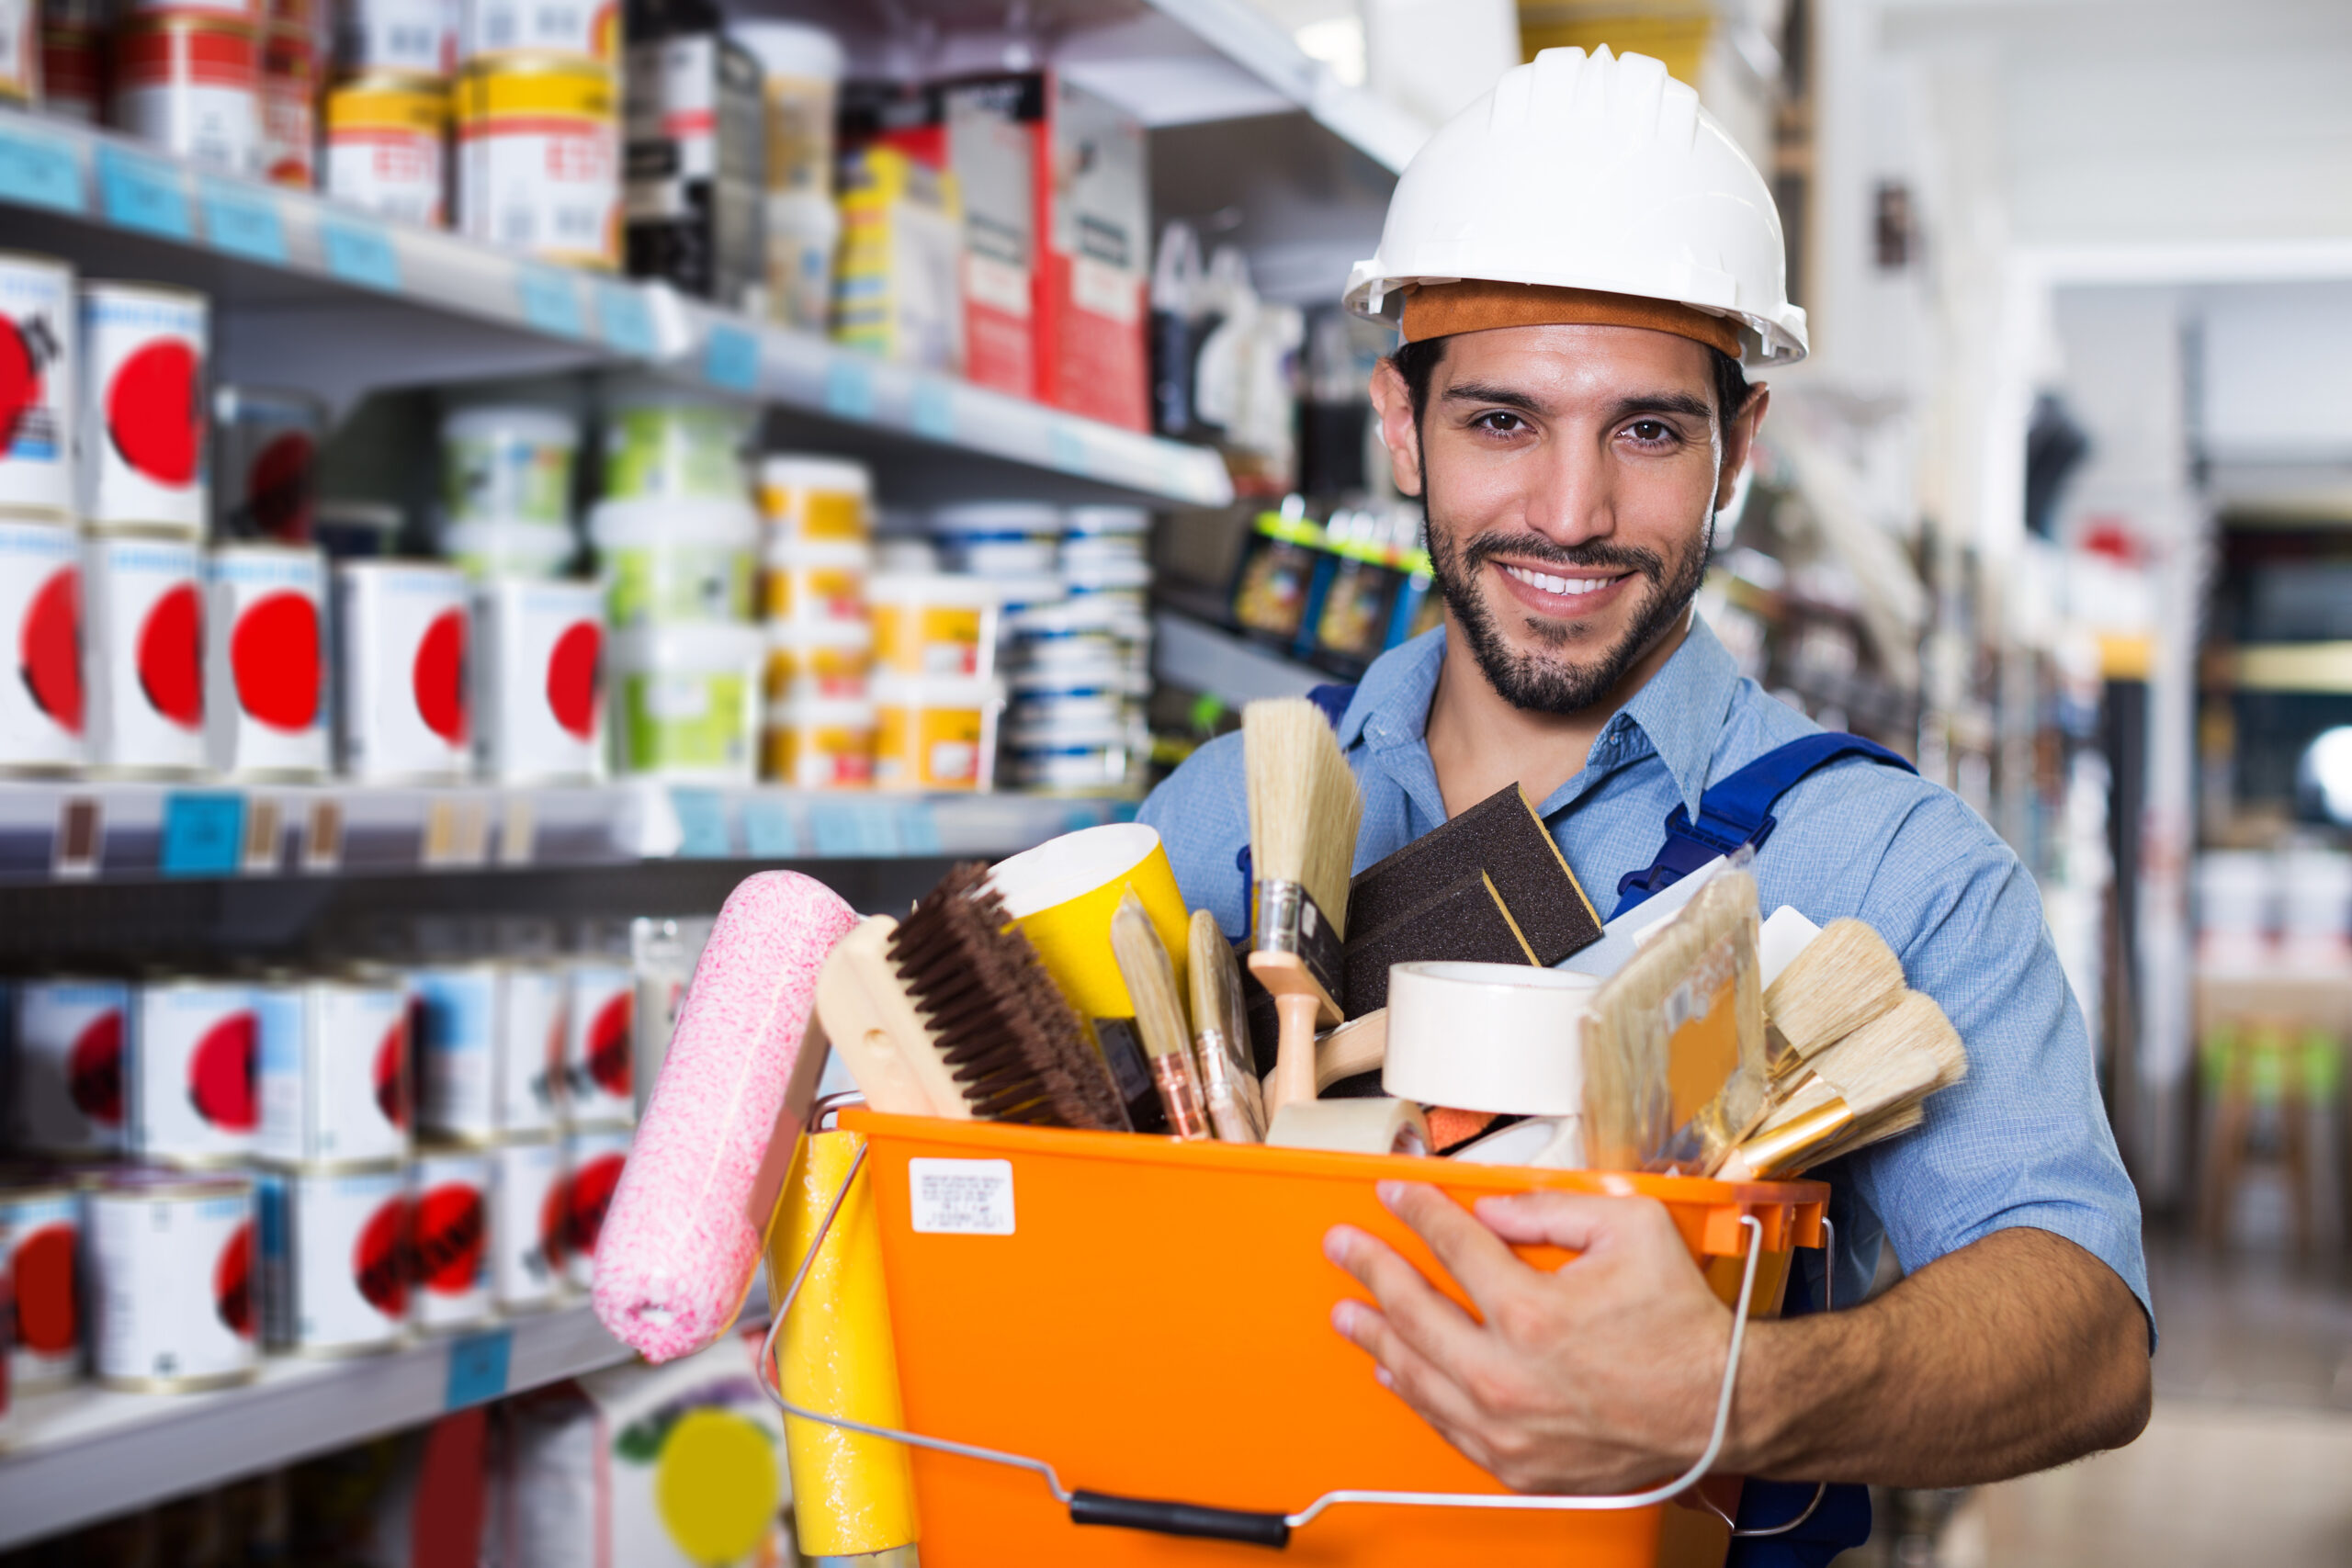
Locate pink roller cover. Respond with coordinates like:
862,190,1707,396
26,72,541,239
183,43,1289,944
592,870,859,1361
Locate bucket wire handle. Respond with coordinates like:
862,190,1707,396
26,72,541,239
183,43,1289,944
1713,1215,1835,1540
761,1146,1777,1551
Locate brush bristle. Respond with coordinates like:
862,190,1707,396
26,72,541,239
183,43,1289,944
1800,990,1962,1120
1764,919,1908,1059
1244,698,1363,939
888,863,1130,1131
1111,894,1192,1064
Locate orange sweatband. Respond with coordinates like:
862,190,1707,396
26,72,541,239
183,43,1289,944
1399,279,1745,359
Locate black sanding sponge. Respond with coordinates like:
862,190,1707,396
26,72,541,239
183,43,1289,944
1343,870,1536,1014
1346,783,1602,968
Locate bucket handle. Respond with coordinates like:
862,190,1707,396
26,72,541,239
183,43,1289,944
760,1137,1792,1551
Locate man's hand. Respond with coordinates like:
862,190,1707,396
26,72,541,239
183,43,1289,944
1326,1184,2154,1492
1323,1181,1733,1494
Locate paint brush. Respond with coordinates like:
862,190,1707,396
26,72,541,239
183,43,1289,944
1763,917,1908,1075
1187,910,1265,1143
1244,697,1363,1115
1113,890,1210,1139
1725,990,1966,1178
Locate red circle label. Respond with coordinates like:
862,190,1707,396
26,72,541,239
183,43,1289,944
353,1197,409,1319
14,1224,80,1356
69,1008,124,1126
245,430,314,541
0,318,43,450
564,1152,624,1264
230,591,321,729
374,1015,410,1131
545,620,601,740
587,992,632,1100
137,580,204,728
215,1221,255,1339
411,1183,485,1294
188,1008,259,1132
21,566,84,736
412,609,469,744
107,338,203,488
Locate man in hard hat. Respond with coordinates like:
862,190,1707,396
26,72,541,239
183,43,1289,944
1137,46,2149,1560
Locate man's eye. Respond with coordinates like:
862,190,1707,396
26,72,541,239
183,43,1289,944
1475,412,1524,433
1624,420,1675,445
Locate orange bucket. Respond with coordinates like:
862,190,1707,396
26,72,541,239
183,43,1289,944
826,1110,1826,1567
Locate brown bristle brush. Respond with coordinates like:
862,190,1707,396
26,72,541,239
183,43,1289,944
1244,697,1364,1116
818,862,1131,1131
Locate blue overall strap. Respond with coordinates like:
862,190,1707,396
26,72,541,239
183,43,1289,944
1305,682,1357,729
1725,1260,1871,1564
1613,733,1916,917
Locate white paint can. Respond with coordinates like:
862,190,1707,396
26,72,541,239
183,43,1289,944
0,250,76,520
130,978,261,1167
563,960,633,1125
334,0,450,77
408,1146,492,1331
83,530,206,774
494,962,565,1136
458,0,614,67
410,962,497,1144
0,1182,84,1391
334,559,471,782
108,17,263,179
205,543,329,778
77,281,208,532
472,577,604,784
8,976,127,1157
86,1168,258,1390
254,976,411,1167
488,1136,564,1311
559,1123,628,1290
255,1165,409,1354
0,518,85,773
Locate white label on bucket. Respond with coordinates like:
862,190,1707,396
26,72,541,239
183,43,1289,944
908,1158,1013,1235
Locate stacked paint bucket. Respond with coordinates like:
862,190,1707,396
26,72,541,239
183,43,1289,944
0,251,339,784
588,377,763,782
82,0,308,186
1018,504,1155,794
757,454,878,788
862,502,1022,792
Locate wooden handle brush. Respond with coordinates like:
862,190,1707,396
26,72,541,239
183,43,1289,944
1112,890,1210,1139
1187,909,1266,1143
1724,990,1966,1178
1243,697,1363,1116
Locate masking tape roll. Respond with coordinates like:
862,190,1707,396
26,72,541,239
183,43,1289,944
766,1130,920,1557
1265,1097,1431,1156
1384,960,1597,1115
987,822,1191,1022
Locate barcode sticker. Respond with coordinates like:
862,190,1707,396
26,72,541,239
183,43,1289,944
909,1158,1015,1235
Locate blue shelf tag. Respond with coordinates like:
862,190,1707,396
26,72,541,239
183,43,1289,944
597,282,656,357
898,801,942,855
741,796,798,859
515,265,583,338
808,800,902,857
199,178,287,264
159,793,246,877
823,358,875,422
671,788,731,858
320,219,401,291
96,145,190,239
910,380,956,442
0,124,84,213
704,322,759,391
444,1327,512,1409
1049,421,1089,476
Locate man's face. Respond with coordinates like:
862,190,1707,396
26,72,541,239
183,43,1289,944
1371,323,1761,714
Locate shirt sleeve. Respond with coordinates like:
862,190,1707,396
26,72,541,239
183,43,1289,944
1136,731,1253,941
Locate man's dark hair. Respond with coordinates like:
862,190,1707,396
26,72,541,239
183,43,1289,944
1389,333,1751,457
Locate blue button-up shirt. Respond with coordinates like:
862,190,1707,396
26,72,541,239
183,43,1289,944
1138,618,2150,1322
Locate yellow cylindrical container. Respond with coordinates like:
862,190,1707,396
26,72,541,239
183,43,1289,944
764,1130,920,1558
986,821,1193,1025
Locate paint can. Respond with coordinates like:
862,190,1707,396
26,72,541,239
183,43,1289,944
83,530,207,775
254,976,411,1168
407,1146,492,1331
334,0,450,78
8,978,128,1157
324,73,450,228
0,0,39,105
39,24,102,122
559,1122,628,1290
77,280,209,532
458,0,615,69
409,961,497,1144
621,28,763,306
562,960,633,1125
86,1168,258,1391
455,55,619,270
0,518,85,773
255,1165,409,1354
0,251,75,520
471,577,603,784
129,978,261,1167
0,1181,83,1391
487,1136,563,1311
257,23,313,187
115,0,259,21
333,559,471,782
493,961,565,1135
212,384,321,542
204,542,329,778
108,17,263,177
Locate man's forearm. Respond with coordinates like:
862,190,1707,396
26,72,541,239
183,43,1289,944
1725,1226,2152,1487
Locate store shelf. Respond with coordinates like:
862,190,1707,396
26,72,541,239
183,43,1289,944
0,1301,633,1548
0,779,1132,885
1138,0,1430,172
0,108,1232,509
1151,607,1328,704
2233,642,2352,694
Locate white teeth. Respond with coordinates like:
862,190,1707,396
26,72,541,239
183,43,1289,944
1503,564,1610,597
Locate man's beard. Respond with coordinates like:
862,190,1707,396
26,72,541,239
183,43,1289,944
1425,495,1711,716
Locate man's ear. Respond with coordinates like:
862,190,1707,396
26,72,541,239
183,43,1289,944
1716,383,1770,512
1370,358,1426,500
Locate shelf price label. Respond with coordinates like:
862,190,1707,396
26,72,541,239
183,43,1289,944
898,801,943,854
741,795,798,858
671,788,732,858
911,381,956,442
596,282,657,357
823,358,875,422
1048,421,1090,477
320,218,401,291
444,1327,513,1409
515,265,584,338
96,145,190,239
198,177,287,264
160,792,246,877
704,322,760,391
0,122,84,213
810,799,899,857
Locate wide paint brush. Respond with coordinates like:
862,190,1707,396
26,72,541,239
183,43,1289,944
1187,909,1265,1143
1113,890,1210,1139
1243,697,1363,1115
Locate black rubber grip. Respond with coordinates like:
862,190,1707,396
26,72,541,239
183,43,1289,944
1069,1489,1292,1549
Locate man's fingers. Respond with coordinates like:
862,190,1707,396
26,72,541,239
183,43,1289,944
1323,1222,1486,1367
1472,1190,1669,1258
1329,1294,1493,1448
1378,1181,1537,1317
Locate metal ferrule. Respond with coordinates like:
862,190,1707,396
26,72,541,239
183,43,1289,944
1251,879,1345,1005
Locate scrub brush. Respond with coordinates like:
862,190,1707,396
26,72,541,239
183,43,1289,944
1244,697,1363,1116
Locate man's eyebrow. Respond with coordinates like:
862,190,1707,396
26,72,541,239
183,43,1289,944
1438,381,1547,413
1439,383,1716,423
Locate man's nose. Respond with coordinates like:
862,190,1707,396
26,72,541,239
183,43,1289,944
1519,441,1614,547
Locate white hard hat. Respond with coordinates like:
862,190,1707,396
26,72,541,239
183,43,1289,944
1345,47,1807,366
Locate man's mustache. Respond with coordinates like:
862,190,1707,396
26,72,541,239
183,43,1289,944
1458,533,1667,582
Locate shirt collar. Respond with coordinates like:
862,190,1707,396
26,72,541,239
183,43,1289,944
1339,615,1743,820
